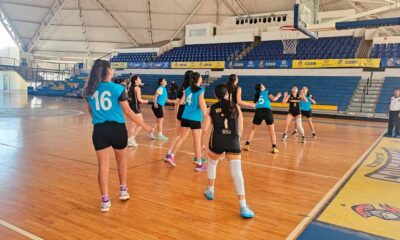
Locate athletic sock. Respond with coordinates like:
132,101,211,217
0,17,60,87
208,158,218,181
120,185,127,191
101,195,109,202
239,199,247,208
208,186,214,192
167,150,171,154
230,159,245,196
245,141,250,145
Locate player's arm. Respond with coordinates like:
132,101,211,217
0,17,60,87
310,94,317,104
135,87,148,104
269,92,282,102
300,93,308,102
201,107,211,150
87,103,92,117
282,92,290,103
237,105,243,137
153,88,161,108
199,91,208,119
237,87,254,108
120,101,152,133
119,90,152,133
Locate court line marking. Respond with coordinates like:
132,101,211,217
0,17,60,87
285,131,386,240
138,143,339,179
0,219,43,240
243,161,339,180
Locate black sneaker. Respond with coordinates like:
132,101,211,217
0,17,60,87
292,130,298,136
312,132,316,138
301,136,306,143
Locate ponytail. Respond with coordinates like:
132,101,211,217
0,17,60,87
215,84,237,119
83,59,111,97
190,72,201,93
253,83,262,103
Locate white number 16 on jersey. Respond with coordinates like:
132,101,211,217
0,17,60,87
92,91,112,111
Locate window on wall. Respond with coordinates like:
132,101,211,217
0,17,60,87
189,28,206,37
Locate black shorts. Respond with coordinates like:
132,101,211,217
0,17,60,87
177,105,185,121
289,109,301,117
181,119,202,129
209,134,241,155
129,101,141,114
301,110,312,118
253,108,274,125
151,103,164,118
92,121,128,151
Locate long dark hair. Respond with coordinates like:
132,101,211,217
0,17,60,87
83,59,111,97
190,72,201,93
158,78,164,86
253,83,262,103
226,74,238,94
128,75,139,93
215,84,237,119
180,70,193,92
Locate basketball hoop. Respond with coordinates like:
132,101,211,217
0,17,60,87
280,25,300,55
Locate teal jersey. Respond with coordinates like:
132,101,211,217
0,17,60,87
256,90,272,109
87,82,126,125
300,96,312,111
182,87,205,121
156,86,168,106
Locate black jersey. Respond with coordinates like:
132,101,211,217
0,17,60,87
288,93,301,112
177,87,184,99
209,101,241,154
128,85,141,113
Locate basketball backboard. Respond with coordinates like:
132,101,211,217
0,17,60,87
294,0,319,39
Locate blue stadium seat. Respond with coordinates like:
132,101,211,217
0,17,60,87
376,77,400,113
243,36,361,61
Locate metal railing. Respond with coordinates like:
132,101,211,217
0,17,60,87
0,57,72,83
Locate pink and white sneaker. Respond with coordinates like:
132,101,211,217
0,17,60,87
195,164,207,172
165,154,176,167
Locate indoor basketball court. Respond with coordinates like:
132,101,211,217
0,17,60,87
0,0,399,239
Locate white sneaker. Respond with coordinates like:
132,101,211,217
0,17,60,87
119,191,130,201
128,137,138,147
100,201,111,212
149,131,157,140
158,134,169,141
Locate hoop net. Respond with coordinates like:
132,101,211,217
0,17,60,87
280,26,300,55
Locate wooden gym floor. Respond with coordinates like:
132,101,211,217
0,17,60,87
0,92,386,240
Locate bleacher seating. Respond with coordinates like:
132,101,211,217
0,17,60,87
110,52,157,62
370,43,400,59
156,42,250,62
204,75,361,111
375,77,400,113
244,37,361,61
28,73,87,97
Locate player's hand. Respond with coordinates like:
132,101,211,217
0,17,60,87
283,92,288,98
277,92,282,98
310,94,313,99
154,103,159,108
